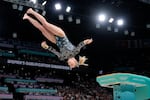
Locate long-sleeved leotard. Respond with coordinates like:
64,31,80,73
47,36,86,61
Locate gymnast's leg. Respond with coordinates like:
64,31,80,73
26,8,66,38
23,13,56,44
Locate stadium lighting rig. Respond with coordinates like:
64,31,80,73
3,0,45,10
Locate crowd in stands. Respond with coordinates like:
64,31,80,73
56,80,112,100
0,65,113,100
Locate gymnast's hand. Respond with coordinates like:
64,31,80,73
83,38,93,45
79,56,88,66
41,41,49,49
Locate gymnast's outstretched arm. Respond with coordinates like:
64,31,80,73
74,38,93,55
41,41,61,58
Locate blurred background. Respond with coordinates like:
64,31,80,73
0,0,150,99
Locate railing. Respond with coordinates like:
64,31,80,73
16,88,57,94
4,78,37,83
24,95,63,100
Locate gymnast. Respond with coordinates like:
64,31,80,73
23,8,93,68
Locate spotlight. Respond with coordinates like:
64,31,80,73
146,24,150,28
55,3,62,10
30,0,37,4
42,10,46,16
114,28,119,32
18,5,23,11
42,1,47,6
98,14,106,22
131,32,135,37
3,66,5,69
107,26,112,31
108,18,114,23
68,16,73,22
96,23,101,29
124,30,129,35
117,19,124,26
4,0,44,10
12,32,17,38
66,6,71,13
58,14,64,20
76,19,81,24
12,4,18,9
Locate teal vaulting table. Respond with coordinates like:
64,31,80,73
96,73,150,100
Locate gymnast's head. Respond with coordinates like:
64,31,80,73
67,56,88,68
67,57,78,68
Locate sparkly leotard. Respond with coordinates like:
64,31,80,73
47,36,85,61
56,36,75,51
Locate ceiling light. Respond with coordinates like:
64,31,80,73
98,14,106,22
108,18,114,23
66,6,71,13
117,19,124,26
55,3,62,10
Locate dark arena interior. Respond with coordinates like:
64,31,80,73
0,0,150,100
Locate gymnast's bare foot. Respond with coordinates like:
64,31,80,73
26,8,33,14
23,13,28,20
41,41,49,49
